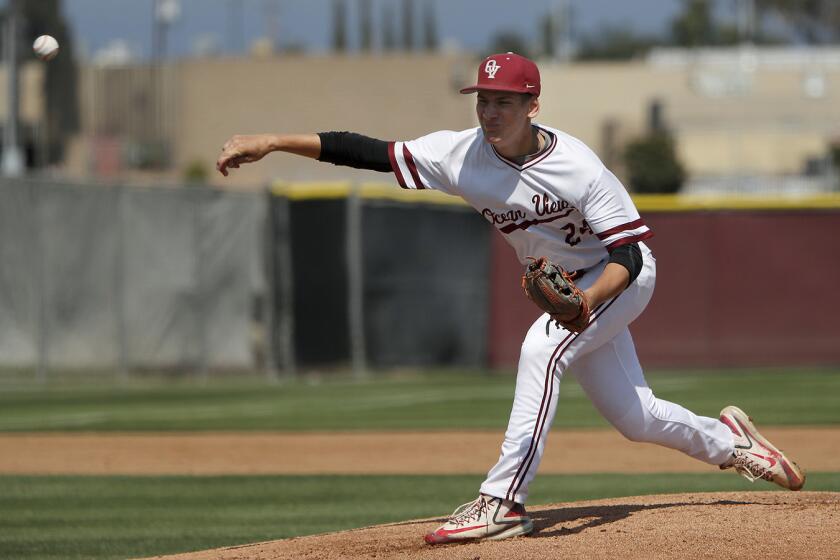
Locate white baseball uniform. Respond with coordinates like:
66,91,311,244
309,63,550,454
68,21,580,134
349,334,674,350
389,125,735,504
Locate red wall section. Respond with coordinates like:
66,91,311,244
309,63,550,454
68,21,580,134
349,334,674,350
488,210,840,369
487,230,537,368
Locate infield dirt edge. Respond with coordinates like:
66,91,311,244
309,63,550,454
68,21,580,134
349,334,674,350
2,428,837,474
143,491,840,560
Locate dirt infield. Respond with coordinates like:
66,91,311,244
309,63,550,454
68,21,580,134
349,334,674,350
143,491,839,560
2,428,838,474
6,430,837,559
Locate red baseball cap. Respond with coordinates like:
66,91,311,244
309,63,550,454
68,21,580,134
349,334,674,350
460,52,541,96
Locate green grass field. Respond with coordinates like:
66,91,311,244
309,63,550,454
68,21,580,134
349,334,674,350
1,368,838,559
3,473,840,560
0,367,838,431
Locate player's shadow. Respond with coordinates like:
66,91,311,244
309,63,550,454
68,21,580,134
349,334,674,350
530,499,752,538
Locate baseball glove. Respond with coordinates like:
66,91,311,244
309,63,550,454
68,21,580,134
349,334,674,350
521,256,591,333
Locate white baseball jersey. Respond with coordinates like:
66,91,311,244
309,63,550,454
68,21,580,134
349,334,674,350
388,125,653,271
386,124,737,508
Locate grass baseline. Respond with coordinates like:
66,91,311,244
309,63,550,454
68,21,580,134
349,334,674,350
1,368,837,558
0,368,838,431
1,472,839,560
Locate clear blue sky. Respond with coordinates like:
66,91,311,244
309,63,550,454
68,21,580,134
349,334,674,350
57,0,695,60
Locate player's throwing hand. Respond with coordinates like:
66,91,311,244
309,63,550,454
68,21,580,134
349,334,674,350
216,134,276,176
217,133,323,176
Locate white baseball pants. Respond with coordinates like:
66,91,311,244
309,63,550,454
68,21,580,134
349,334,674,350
480,246,735,504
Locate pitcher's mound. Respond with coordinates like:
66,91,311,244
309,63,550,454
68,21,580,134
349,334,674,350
149,491,839,560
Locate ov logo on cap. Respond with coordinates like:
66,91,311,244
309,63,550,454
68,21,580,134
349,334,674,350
460,52,541,96
484,59,501,79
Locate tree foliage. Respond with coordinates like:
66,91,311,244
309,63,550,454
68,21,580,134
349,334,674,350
402,0,414,51
576,27,659,61
573,0,790,60
670,0,717,47
358,0,372,51
422,0,438,52
830,141,840,170
486,31,532,60
756,0,840,43
623,132,686,194
382,4,396,51
539,12,556,59
332,0,347,52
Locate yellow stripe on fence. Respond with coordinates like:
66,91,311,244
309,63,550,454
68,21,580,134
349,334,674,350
633,193,840,211
271,181,468,206
271,181,840,211
271,181,353,200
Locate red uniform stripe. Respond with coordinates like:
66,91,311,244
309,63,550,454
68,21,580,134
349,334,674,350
499,209,574,234
492,127,558,171
596,218,647,240
403,145,426,190
605,230,655,250
505,332,570,501
387,142,409,189
505,295,623,502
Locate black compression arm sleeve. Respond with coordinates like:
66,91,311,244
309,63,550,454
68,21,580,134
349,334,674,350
608,242,643,286
317,131,392,172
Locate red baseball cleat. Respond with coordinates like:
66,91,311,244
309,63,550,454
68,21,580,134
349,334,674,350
424,494,533,545
719,405,806,491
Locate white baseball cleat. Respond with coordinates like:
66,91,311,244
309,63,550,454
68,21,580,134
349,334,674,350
719,405,805,491
424,493,534,544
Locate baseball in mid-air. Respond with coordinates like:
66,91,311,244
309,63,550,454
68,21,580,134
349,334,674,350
33,35,60,61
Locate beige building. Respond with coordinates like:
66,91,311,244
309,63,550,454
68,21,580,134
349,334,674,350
0,63,46,166
67,54,476,188
6,47,840,190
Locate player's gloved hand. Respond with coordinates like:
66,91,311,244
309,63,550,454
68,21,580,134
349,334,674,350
521,256,591,333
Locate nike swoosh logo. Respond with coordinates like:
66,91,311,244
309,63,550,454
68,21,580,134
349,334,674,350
526,85,536,88
734,419,754,450
435,524,485,536
747,451,778,468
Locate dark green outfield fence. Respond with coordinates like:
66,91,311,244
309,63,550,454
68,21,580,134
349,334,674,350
269,184,490,372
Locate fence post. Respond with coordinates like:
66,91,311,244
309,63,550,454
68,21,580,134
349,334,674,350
273,191,296,377
115,185,129,381
262,187,278,381
30,179,47,383
194,189,208,379
346,184,367,378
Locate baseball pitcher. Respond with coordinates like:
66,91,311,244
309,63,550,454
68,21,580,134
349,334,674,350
217,53,805,544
